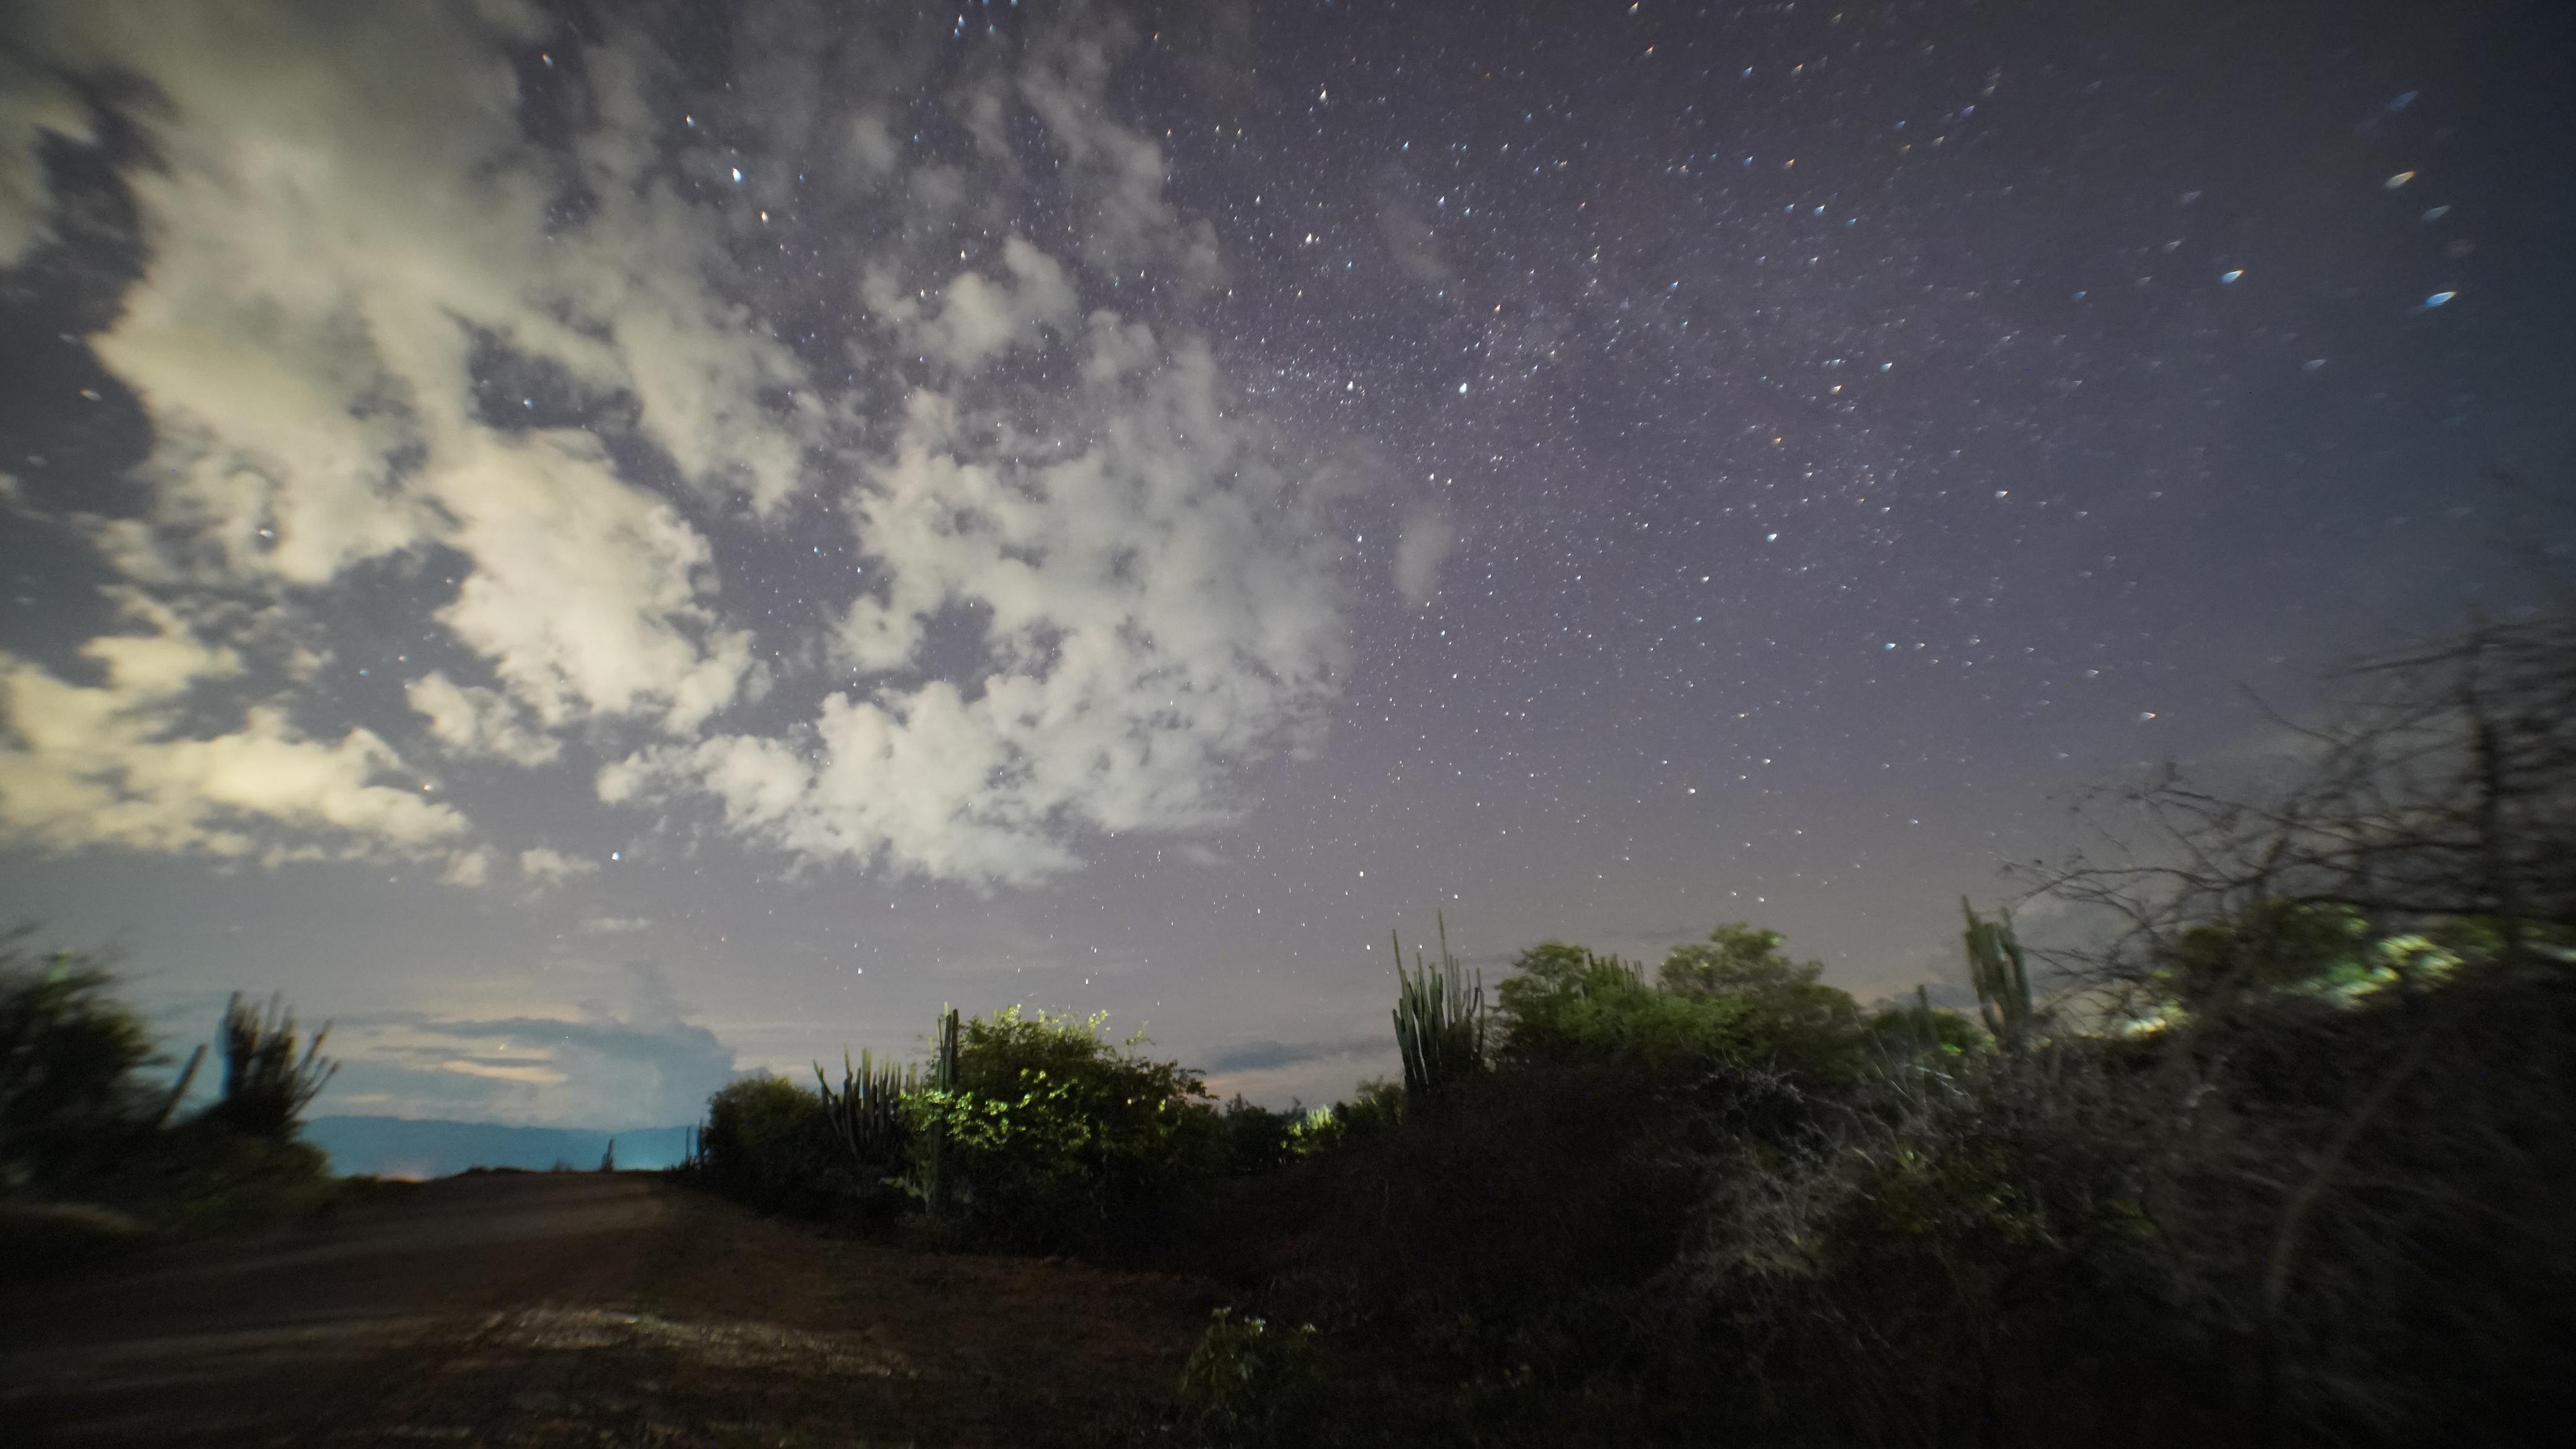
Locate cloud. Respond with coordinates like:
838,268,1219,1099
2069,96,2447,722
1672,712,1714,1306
580,915,651,935
1203,1037,1380,1074
323,998,737,1129
1374,165,1459,290
0,50,92,266
1016,24,1222,287
518,847,599,888
2,1,1349,890
441,848,494,888
0,590,466,863
868,235,1080,376
605,316,1347,884
407,672,560,768
432,430,761,734
1393,508,1456,605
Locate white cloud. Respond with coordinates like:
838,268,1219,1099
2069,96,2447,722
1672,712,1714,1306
1017,26,1222,288
869,235,1080,376
5,2,1351,890
432,430,760,734
606,314,1346,884
519,847,600,888
407,672,560,768
441,848,495,888
0,591,467,862
1393,508,1456,605
326,987,736,1128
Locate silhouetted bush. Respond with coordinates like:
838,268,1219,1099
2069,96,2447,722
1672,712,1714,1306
197,991,335,1139
697,1074,855,1219
905,1006,1221,1253
1,938,165,1192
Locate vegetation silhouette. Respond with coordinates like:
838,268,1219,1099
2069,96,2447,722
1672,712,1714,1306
677,614,2574,1448
1,952,361,1276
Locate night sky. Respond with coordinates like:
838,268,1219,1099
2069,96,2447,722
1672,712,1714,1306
3,0,2569,1128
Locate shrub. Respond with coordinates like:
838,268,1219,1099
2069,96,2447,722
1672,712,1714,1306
197,991,335,1139
903,1006,1218,1252
1,940,161,1191
697,1074,853,1219
1494,928,1868,1079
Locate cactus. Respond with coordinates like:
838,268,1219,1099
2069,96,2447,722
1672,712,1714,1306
1391,912,1486,1103
814,1046,920,1167
926,1005,960,1220
1962,897,2034,1049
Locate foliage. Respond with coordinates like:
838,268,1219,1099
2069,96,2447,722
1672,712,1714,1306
1176,1308,1329,1443
1212,1094,1306,1177
1864,986,1990,1061
696,1074,855,1219
1,938,168,1191
1277,1079,1403,1156
899,1006,1217,1251
198,991,336,1139
1493,927,1866,1077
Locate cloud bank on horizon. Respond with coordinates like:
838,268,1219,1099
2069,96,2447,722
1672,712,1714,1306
0,0,1349,889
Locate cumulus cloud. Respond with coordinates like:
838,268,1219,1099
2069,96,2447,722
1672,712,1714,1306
604,315,1346,884
407,672,560,768
2,1,1350,890
518,847,599,888
0,591,466,863
866,235,1080,376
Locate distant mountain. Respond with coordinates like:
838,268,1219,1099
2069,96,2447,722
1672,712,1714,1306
302,1116,695,1178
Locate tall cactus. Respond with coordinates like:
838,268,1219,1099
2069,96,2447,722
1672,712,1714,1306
925,1005,960,1220
814,1046,918,1167
1391,912,1486,1102
1962,897,2034,1049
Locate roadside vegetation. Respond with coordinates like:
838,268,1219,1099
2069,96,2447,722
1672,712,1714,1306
5,616,2565,1443
0,956,367,1276
680,616,2575,1448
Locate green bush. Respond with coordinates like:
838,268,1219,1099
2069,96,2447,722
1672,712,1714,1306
697,1074,856,1219
903,1006,1218,1252
1493,926,1868,1079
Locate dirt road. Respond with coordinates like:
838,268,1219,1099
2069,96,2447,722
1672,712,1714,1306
0,1172,1217,1447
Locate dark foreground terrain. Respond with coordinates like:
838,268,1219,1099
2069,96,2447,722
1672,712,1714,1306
0,1172,1216,1447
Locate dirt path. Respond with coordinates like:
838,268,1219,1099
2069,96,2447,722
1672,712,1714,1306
0,1172,1219,1447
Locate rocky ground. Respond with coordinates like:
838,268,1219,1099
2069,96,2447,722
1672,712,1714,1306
0,1172,1219,1447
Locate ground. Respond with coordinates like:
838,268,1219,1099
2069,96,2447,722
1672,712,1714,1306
0,1172,1219,1447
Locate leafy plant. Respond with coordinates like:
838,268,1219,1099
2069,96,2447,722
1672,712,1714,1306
900,1005,1217,1250
1492,928,1867,1078
1178,1308,1327,1442
696,1074,848,1216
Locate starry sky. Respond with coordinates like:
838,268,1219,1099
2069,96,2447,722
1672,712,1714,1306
2,0,2570,1128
